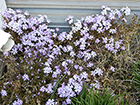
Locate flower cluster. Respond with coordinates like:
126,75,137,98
1,89,7,97
12,98,23,105
0,5,139,105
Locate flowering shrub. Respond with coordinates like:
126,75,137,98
0,6,140,104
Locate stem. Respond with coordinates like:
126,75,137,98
50,68,70,99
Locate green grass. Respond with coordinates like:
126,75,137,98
71,83,135,105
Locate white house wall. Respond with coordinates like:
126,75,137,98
5,0,140,30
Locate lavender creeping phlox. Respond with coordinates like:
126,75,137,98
1,5,139,105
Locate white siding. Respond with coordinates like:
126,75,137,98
0,0,7,29
5,0,140,29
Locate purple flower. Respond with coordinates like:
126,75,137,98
66,98,71,104
115,41,120,49
110,92,115,97
79,66,83,71
43,67,52,74
77,51,84,59
97,27,103,33
68,78,75,85
73,74,80,81
95,38,100,43
91,51,97,57
40,86,46,92
121,7,131,15
115,9,122,18
91,71,96,76
74,65,79,69
80,72,88,79
62,46,68,52
109,37,114,43
102,37,108,43
24,11,29,16
55,69,61,75
94,68,103,76
22,74,29,81
110,66,115,72
84,52,91,60
62,101,67,105
65,15,74,21
112,49,117,53
16,9,22,13
105,43,114,51
1,89,7,96
74,40,80,46
46,83,54,94
109,28,117,34
91,23,98,30
62,61,68,67
87,62,94,67
67,45,73,51
101,10,107,15
85,15,95,23
90,82,101,89
52,72,58,78
45,99,57,105
66,59,73,64
121,46,125,50
74,82,83,94
12,98,23,105
3,52,9,56
80,44,86,50
65,15,74,24
108,12,116,20
10,47,18,55
56,28,59,31
57,84,76,98
66,32,73,40
58,32,67,41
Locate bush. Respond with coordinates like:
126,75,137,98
0,6,140,104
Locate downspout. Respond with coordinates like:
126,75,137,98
0,0,7,29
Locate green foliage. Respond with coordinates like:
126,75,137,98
131,60,140,97
71,84,133,105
